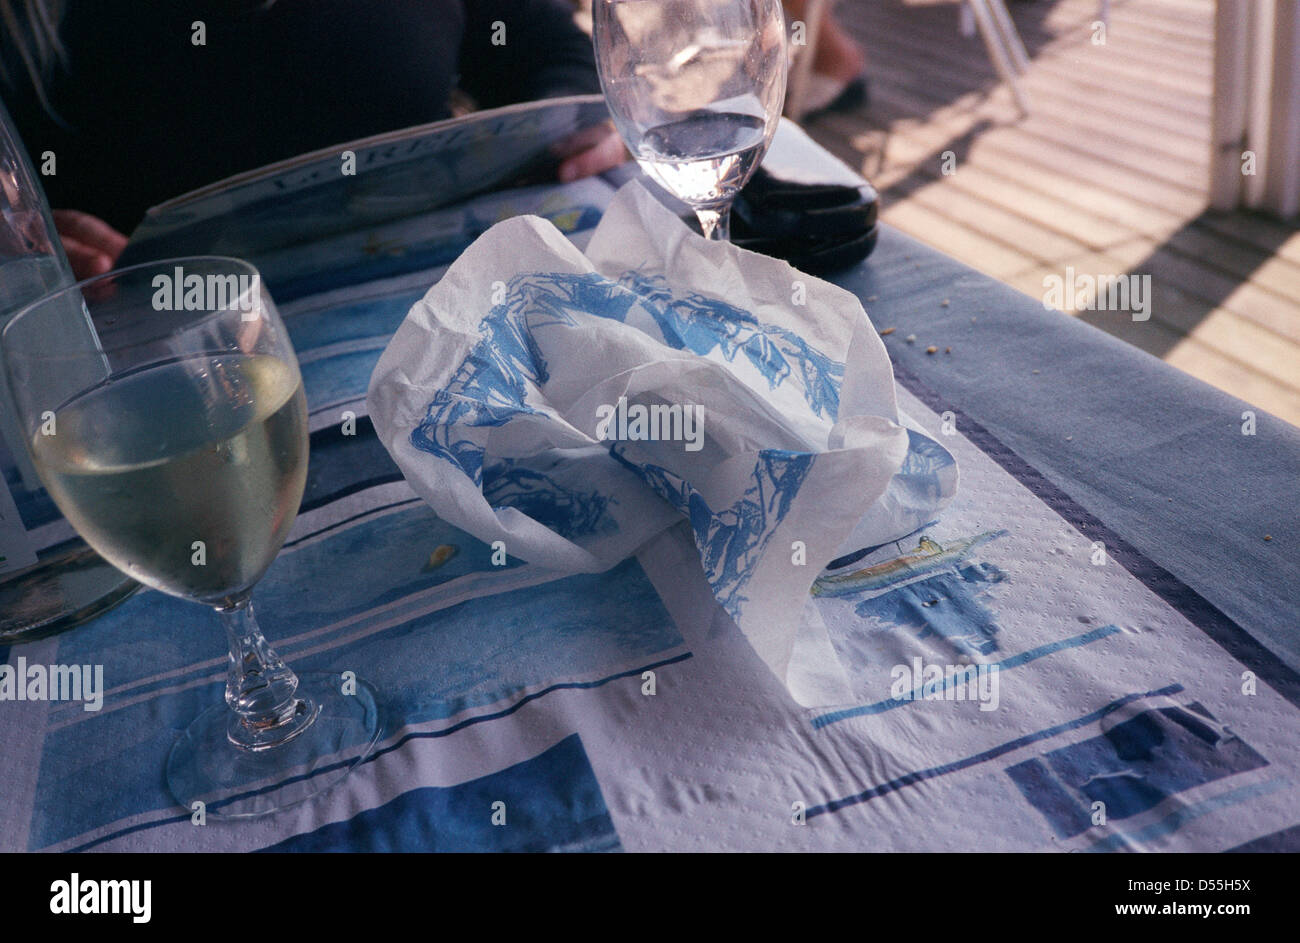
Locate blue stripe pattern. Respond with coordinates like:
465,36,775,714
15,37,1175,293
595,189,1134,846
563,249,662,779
813,624,1123,729
1084,780,1286,852
806,684,1184,820
257,734,620,853
891,361,1300,709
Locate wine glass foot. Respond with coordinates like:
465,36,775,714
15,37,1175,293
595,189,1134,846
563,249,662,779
166,671,382,819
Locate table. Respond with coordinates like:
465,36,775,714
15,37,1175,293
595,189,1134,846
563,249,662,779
1,125,1296,853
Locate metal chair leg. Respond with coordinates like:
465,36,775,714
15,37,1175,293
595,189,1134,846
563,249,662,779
988,0,1031,74
967,0,1031,115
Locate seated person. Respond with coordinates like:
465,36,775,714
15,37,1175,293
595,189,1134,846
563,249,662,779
1,0,625,276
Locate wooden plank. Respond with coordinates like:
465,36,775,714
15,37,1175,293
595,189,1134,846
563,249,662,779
840,74,1210,206
1021,56,1210,120
930,129,1298,269
841,112,1164,250
1021,24,1214,86
889,171,1092,263
814,80,1298,316
880,6,1216,100
1134,246,1300,346
851,12,1214,122
853,2,1214,103
1163,227,1300,308
1004,237,1300,363
877,194,1034,278
957,136,1194,236
808,0,1300,427
1005,270,1300,425
1163,342,1300,424
824,111,1300,360
1195,213,1300,268
1178,310,1300,391
856,44,1210,188
1046,0,1216,46
815,100,1202,236
1007,252,1300,397
1015,76,1210,143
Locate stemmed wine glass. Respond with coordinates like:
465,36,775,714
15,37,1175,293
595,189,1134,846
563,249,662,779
2,257,381,818
593,0,788,242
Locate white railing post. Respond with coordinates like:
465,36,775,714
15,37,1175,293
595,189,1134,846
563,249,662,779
1262,0,1299,216
1210,0,1252,211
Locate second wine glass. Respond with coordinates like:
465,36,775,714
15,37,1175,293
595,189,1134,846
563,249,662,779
593,0,788,241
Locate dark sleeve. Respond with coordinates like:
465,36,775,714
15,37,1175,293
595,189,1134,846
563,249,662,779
458,0,601,109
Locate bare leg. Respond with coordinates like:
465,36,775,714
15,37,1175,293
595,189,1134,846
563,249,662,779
783,0,866,82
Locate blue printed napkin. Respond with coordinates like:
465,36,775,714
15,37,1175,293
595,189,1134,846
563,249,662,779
368,182,957,705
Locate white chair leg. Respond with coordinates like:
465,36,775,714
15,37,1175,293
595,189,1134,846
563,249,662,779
988,0,1031,74
967,0,1031,115
960,1,976,37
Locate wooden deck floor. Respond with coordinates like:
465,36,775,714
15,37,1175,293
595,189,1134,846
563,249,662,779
801,0,1300,426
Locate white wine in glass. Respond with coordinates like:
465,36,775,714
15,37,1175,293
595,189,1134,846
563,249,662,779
593,0,788,241
32,353,307,605
2,257,381,818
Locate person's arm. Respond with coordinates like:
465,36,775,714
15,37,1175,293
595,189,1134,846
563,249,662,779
459,1,627,181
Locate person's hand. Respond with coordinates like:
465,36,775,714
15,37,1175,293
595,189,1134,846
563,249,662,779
557,126,629,183
53,210,127,280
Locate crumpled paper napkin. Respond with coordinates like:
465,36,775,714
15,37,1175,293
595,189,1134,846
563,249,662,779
368,181,957,705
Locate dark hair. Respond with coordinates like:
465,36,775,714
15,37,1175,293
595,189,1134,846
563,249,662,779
0,0,66,118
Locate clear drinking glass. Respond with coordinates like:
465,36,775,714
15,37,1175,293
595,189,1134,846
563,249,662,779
2,257,381,818
0,96,138,643
593,0,787,241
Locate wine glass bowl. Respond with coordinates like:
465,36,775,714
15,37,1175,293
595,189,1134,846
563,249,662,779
593,0,788,240
16,285,308,610
1,257,381,816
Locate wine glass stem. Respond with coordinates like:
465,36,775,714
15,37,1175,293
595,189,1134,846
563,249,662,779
696,204,732,242
218,593,314,750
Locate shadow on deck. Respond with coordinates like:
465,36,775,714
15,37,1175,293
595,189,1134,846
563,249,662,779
800,0,1300,424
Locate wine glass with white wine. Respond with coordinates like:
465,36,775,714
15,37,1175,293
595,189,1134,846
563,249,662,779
1,257,381,818
593,0,788,241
